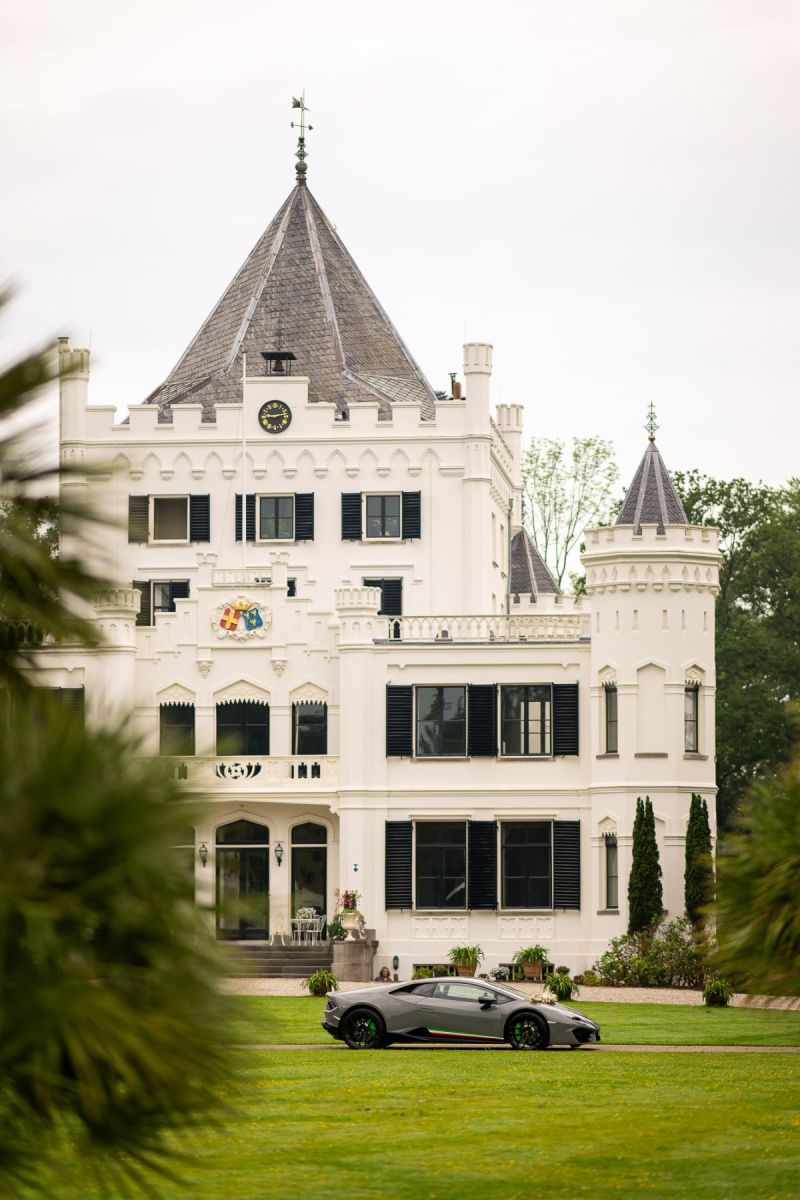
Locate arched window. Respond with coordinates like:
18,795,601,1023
215,820,270,940
291,822,328,845
216,819,270,845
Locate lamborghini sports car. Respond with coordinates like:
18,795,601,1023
322,977,601,1050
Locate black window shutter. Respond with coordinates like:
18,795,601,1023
385,821,413,909
553,820,581,908
189,494,211,542
133,581,151,626
468,684,497,757
128,495,149,543
60,687,85,721
235,494,242,542
170,581,190,604
381,578,403,616
264,704,270,756
234,494,256,541
386,685,413,756
468,820,497,909
401,491,421,539
341,493,362,540
295,493,314,540
553,683,579,755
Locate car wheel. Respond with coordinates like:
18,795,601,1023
341,1008,386,1050
506,1012,549,1051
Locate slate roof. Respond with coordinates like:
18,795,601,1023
145,183,437,420
510,528,561,597
616,439,688,534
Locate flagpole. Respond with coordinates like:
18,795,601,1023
241,352,247,568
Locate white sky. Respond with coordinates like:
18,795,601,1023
1,0,798,487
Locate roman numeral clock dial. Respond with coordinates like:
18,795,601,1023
258,400,292,434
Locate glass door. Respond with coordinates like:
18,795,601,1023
291,822,328,925
215,820,270,940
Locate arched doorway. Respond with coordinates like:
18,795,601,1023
216,819,269,940
291,822,328,924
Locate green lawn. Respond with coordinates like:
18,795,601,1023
34,1051,800,1200
223,995,800,1047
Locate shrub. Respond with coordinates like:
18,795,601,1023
703,977,733,1007
556,965,570,975
545,971,579,1000
412,967,434,979
579,970,600,986
628,796,664,934
327,915,346,941
302,969,339,997
448,945,483,970
592,917,704,988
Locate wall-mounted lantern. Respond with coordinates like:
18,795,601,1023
198,843,209,868
274,841,284,866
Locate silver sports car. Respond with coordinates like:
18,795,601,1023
322,977,601,1050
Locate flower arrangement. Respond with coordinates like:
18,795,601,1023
340,889,361,912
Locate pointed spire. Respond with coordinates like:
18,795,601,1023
645,400,659,442
616,433,687,535
510,528,561,597
291,92,312,186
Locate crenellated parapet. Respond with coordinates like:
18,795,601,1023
582,524,721,596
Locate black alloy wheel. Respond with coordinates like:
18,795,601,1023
506,1012,549,1051
341,1008,386,1050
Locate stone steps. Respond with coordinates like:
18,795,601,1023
224,942,333,978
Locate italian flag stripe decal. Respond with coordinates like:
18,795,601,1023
427,1029,503,1040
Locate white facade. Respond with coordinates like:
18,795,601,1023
43,177,721,976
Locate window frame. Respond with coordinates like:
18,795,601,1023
413,820,468,910
159,702,196,757
215,700,269,756
414,685,468,758
604,834,619,910
150,495,190,544
684,684,699,752
363,492,402,541
292,701,328,756
500,820,554,911
498,684,553,758
257,493,295,542
605,684,618,754
152,580,190,615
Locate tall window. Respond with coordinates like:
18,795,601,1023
259,495,294,540
160,703,195,756
605,685,618,754
415,822,467,909
216,701,269,755
500,685,552,756
365,494,401,539
684,685,699,752
501,822,552,908
292,702,327,755
604,834,619,909
153,581,190,614
415,686,467,756
152,496,189,542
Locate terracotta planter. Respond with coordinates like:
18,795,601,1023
521,959,543,981
455,964,476,977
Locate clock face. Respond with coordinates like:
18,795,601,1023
258,400,292,434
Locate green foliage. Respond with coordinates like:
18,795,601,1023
326,915,346,941
412,967,434,979
302,969,339,998
684,793,714,927
447,945,483,968
0,694,229,1192
628,797,663,934
545,972,579,1000
593,917,705,988
512,944,548,963
702,978,733,1007
673,471,800,828
522,436,619,588
713,726,800,996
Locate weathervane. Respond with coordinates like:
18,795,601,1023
645,401,659,442
291,92,313,184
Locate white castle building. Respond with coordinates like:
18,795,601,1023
45,143,721,978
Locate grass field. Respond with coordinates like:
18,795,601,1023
35,1050,800,1200
223,994,800,1047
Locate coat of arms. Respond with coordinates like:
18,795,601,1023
212,597,270,641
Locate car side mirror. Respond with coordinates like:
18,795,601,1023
479,998,495,1009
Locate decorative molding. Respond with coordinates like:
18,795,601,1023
157,682,195,705
215,762,262,780
412,915,468,940
271,658,287,676
197,658,213,678
498,915,555,941
684,665,705,685
214,680,271,704
211,596,270,641
597,816,618,836
289,682,328,704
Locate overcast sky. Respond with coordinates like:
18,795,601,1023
1,0,798,487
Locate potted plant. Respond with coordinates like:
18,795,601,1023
447,945,483,977
545,970,579,1001
337,889,363,941
513,945,549,981
302,968,339,997
702,977,733,1007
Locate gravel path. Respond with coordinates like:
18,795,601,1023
219,978,799,1010
234,1042,800,1054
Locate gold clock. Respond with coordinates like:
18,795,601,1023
258,400,292,434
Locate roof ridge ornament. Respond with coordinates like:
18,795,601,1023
291,92,313,185
645,400,659,442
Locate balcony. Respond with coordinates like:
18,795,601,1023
377,613,590,644
157,755,339,792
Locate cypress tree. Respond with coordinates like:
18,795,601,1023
628,795,663,933
685,792,713,927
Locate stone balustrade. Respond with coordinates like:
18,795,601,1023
379,612,589,643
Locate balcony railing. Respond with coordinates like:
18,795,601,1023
157,755,339,789
377,613,589,643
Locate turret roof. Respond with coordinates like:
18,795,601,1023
145,184,437,420
616,440,688,534
510,528,561,598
